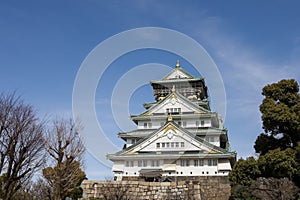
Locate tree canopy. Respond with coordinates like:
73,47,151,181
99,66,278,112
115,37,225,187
258,148,297,179
254,79,300,154
229,157,260,186
230,79,300,199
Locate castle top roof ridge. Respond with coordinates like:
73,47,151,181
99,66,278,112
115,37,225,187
159,60,195,80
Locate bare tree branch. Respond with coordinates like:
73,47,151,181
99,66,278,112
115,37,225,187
0,92,46,200
43,118,86,200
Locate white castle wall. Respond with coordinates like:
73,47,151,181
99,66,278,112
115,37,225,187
116,159,231,178
137,119,212,129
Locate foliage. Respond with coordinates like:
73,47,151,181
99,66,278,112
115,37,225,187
230,184,260,200
230,79,300,199
254,133,290,155
43,118,86,200
0,93,45,200
66,184,84,200
43,161,86,199
229,157,260,186
230,149,298,186
255,79,300,154
27,177,52,200
294,145,300,187
258,148,297,179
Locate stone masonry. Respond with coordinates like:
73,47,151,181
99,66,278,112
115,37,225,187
81,176,231,200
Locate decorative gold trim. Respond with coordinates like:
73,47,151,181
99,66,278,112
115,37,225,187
163,124,176,133
170,93,178,99
168,113,173,122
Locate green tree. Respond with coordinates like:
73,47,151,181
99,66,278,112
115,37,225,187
258,148,297,180
229,157,261,186
294,145,300,187
231,79,300,199
230,185,260,200
43,161,86,200
254,79,300,154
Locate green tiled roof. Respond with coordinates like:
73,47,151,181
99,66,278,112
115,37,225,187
161,65,195,80
107,152,236,160
135,90,211,118
143,99,209,110
118,127,226,138
109,121,233,159
131,112,218,121
150,77,203,84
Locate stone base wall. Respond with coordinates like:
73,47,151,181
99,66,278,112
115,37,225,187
81,176,231,200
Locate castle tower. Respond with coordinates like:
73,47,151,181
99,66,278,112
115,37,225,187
108,62,236,181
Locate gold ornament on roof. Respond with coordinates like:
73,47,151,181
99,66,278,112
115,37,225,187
172,85,176,92
168,113,173,122
176,60,180,68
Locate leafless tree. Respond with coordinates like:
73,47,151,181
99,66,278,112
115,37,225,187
250,177,299,200
27,177,53,200
43,118,85,200
0,93,45,200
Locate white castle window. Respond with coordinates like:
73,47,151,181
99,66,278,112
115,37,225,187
186,160,190,166
143,122,152,129
205,137,215,143
143,160,147,167
151,160,159,167
166,107,181,114
208,159,212,166
138,161,142,167
180,160,184,166
194,160,198,166
185,159,217,167
131,138,138,144
207,159,218,166
199,160,204,166
176,121,186,127
156,142,185,149
201,120,205,126
180,160,190,167
194,160,204,166
125,161,134,167
196,120,205,127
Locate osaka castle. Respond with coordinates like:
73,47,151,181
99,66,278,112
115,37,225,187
107,61,236,181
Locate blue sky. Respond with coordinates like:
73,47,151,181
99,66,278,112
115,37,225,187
1,0,300,180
